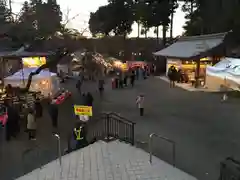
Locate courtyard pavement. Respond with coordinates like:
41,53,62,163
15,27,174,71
1,76,240,180
0,79,103,180
101,77,240,180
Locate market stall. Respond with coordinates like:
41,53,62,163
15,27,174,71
4,68,59,97
205,57,240,91
153,32,227,87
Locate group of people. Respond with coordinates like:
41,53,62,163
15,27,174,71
1,94,62,141
112,66,149,89
26,97,60,141
167,65,192,87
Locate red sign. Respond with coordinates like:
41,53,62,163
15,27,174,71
127,61,147,68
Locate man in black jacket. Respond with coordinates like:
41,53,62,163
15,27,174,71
48,99,58,132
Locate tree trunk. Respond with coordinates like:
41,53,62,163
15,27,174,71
190,0,193,14
170,11,174,39
156,26,159,44
162,25,167,46
137,21,140,38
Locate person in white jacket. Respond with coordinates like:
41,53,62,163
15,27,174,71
27,108,37,140
136,94,144,116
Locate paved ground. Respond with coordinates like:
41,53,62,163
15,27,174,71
17,140,197,180
2,76,240,180
101,77,240,180
0,79,103,180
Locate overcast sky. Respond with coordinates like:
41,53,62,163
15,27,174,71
12,0,186,37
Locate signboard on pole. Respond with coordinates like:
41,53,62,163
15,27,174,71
74,105,92,116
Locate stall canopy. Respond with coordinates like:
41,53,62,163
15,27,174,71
4,68,59,97
153,32,227,59
205,57,240,91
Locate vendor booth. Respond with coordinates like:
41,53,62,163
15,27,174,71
4,68,59,97
205,57,240,91
153,32,227,87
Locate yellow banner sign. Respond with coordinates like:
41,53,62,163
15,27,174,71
74,105,92,116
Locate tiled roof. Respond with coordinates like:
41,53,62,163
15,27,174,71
154,32,227,59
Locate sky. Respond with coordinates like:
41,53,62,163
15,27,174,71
11,0,186,37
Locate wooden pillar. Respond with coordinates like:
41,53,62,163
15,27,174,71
195,59,200,88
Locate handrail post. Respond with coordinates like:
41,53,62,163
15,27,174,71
148,133,176,167
54,134,62,166
106,113,110,141
149,133,154,164
131,123,135,145
172,141,176,167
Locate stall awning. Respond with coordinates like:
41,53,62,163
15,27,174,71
153,32,227,59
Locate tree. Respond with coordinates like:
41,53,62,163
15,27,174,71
0,1,15,46
38,0,62,37
169,0,179,39
89,0,135,37
12,1,37,44
141,0,172,45
110,0,134,37
88,5,115,36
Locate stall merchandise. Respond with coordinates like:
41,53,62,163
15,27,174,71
54,90,72,105
4,68,60,97
205,57,240,91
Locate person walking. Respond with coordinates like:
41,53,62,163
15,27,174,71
34,97,43,118
76,80,82,94
130,71,135,87
86,92,94,106
136,94,145,116
27,108,37,140
4,99,20,141
98,79,105,97
48,99,59,132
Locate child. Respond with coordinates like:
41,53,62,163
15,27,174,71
136,94,144,116
27,108,37,140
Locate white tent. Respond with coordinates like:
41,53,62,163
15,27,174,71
205,57,240,91
4,68,60,97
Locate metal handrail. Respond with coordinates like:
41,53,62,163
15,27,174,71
149,133,176,167
53,134,62,166
54,134,62,166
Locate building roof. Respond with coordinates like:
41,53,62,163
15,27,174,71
153,32,227,59
16,140,197,180
0,50,51,58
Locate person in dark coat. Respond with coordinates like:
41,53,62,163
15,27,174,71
34,97,43,118
48,99,58,132
67,122,88,152
76,80,82,94
5,100,20,141
86,92,94,106
168,66,178,88
98,79,104,96
130,71,135,87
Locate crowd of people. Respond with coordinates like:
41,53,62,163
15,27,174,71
111,66,150,89
0,90,63,141
0,63,154,152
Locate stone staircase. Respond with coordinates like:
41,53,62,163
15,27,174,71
16,140,197,180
